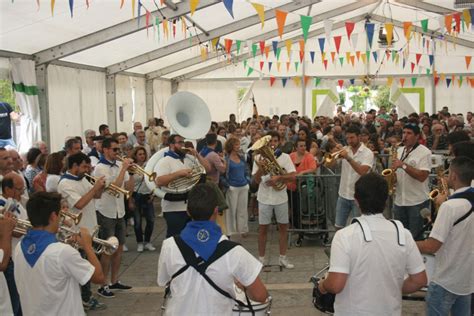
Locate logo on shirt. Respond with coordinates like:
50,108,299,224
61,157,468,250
27,243,36,254
196,229,210,242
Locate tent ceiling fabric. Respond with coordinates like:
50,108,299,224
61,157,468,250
1,0,474,80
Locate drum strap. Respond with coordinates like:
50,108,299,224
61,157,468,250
164,236,255,315
449,191,474,227
351,217,406,246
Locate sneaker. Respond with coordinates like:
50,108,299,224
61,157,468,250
123,244,129,252
279,255,295,269
97,286,115,298
83,297,107,311
137,243,144,253
144,243,156,251
109,281,132,291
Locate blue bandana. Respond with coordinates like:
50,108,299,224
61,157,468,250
21,230,58,267
164,150,185,160
449,187,474,206
274,148,282,158
180,220,222,261
59,172,83,183
98,157,117,167
0,199,21,215
199,147,214,158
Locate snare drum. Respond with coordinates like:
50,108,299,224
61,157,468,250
232,286,272,316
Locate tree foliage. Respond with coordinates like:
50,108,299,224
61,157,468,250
0,80,17,110
373,85,392,109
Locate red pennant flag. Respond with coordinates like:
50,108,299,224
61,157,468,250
323,60,328,70
470,78,474,88
145,10,151,36
345,22,355,40
259,61,264,70
259,41,265,55
385,50,390,60
466,56,472,69
338,79,344,88
286,62,290,72
304,75,310,86
299,51,304,63
333,36,342,54
416,53,422,65
224,39,233,56
410,62,415,73
453,13,461,33
270,77,276,87
434,76,440,86
399,78,405,87
330,51,336,63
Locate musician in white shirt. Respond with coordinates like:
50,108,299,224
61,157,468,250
0,213,15,315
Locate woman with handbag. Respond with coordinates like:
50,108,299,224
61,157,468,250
224,137,250,237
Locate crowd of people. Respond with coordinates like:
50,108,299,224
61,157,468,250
0,103,472,315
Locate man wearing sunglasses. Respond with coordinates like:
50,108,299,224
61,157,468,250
93,138,134,298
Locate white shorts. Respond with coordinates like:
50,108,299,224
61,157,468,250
258,202,289,225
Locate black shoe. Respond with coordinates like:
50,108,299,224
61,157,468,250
109,281,132,290
97,286,115,298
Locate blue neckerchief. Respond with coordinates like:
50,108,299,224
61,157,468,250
59,172,83,183
21,230,58,267
180,220,222,261
0,199,20,215
199,146,214,158
449,187,474,206
164,150,185,161
274,148,282,158
98,157,117,168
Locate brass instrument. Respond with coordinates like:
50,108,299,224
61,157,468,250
0,214,118,255
429,166,449,208
117,156,156,182
59,210,82,226
165,149,206,194
251,135,287,191
323,147,348,167
84,173,131,199
382,143,400,196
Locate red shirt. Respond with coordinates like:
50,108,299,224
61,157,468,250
287,152,317,191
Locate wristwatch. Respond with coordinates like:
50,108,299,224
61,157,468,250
402,164,407,171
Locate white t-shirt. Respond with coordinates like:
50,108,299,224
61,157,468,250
252,152,296,205
338,144,374,200
329,214,425,316
93,160,129,219
429,187,474,295
157,236,262,316
394,144,431,206
155,154,202,213
0,250,13,316
57,174,98,231
0,196,28,253
14,242,94,316
45,174,61,193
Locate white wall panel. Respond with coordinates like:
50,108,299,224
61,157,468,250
115,75,146,133
152,79,172,123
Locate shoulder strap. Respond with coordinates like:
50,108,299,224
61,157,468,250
351,217,373,242
449,191,474,227
389,220,406,246
453,206,474,227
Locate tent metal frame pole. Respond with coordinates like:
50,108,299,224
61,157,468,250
393,0,455,15
146,0,379,80
35,64,50,147
106,75,117,132
145,79,154,120
107,0,322,75
432,39,437,113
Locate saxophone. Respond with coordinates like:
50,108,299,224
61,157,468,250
382,143,399,196
429,166,449,210
251,135,287,191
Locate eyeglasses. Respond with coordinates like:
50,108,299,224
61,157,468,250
111,148,120,152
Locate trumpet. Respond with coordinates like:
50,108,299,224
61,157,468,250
323,147,348,166
117,156,156,182
60,210,82,226
0,214,119,255
84,173,131,199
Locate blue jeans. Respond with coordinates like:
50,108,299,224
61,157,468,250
393,200,429,240
132,193,155,243
5,259,22,315
335,196,359,228
426,282,471,316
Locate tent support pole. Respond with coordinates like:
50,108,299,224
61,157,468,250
146,79,154,120
36,64,50,148
106,74,117,132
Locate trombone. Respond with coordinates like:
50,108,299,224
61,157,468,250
117,156,156,182
84,173,131,199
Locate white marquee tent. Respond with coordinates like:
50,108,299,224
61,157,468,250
1,0,473,151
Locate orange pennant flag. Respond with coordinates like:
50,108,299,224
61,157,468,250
265,46,270,59
403,22,412,40
356,51,361,61
445,14,453,34
275,10,288,39
251,3,265,29
190,0,200,16
466,56,472,69
286,62,291,72
470,78,474,88
120,0,125,9
385,23,394,46
399,78,405,87
224,39,233,56
350,55,355,67
330,51,336,63
304,75,310,86
299,39,305,53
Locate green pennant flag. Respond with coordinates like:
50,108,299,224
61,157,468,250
366,50,370,62
243,59,248,69
315,77,321,87
426,69,431,75
411,77,417,87
236,40,242,54
300,15,312,42
155,17,160,42
252,44,258,57
247,67,254,76
421,19,429,33
339,56,344,66
392,50,397,62
459,76,463,86
276,47,282,60
295,62,299,72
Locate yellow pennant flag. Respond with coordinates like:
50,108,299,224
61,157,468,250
251,3,265,29
132,0,136,17
385,23,394,46
386,76,393,86
163,18,169,39
440,73,446,82
277,61,281,72
285,40,292,58
51,0,55,16
361,54,367,64
293,77,301,86
181,17,187,36
322,52,326,61
211,38,220,51
345,52,351,63
200,47,207,61
190,0,200,16
463,9,471,28
395,53,400,65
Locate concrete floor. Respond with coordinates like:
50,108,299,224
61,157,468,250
88,209,426,316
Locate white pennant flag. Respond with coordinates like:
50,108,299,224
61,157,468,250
324,19,334,46
351,33,358,49
437,15,445,33
246,40,253,57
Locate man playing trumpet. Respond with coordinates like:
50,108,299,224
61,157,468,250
13,192,105,316
93,138,134,298
58,152,106,310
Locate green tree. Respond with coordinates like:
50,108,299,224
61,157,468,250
0,80,17,110
373,85,392,109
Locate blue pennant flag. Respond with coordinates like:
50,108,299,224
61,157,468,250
318,38,325,53
429,55,434,66
268,62,273,71
446,78,452,88
282,78,288,87
349,78,355,85
310,51,315,64
372,51,378,63
365,23,375,48
272,41,279,57
223,0,234,18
